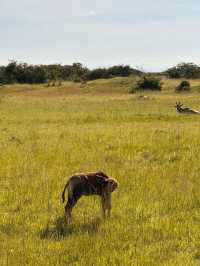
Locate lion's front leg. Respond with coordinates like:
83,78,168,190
101,192,111,218
101,195,107,219
106,194,111,217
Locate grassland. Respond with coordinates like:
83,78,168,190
1,77,200,265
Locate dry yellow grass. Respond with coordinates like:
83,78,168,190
1,77,200,265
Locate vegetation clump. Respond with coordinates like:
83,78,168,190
166,62,200,79
0,61,142,85
175,80,190,92
135,76,162,91
86,65,142,80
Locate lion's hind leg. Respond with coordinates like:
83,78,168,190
65,186,82,222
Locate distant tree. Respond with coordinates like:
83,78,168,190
31,65,47,83
4,60,18,83
165,63,200,79
86,65,142,81
2,61,47,84
107,65,132,77
0,66,6,85
70,63,88,82
43,64,61,81
86,68,110,80
15,63,47,84
61,65,73,80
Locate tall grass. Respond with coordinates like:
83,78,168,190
1,78,200,265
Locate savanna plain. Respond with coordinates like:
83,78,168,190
1,77,200,266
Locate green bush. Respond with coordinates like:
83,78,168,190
175,80,190,92
135,76,162,91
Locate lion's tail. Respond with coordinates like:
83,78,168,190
62,180,70,203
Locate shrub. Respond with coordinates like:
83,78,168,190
135,76,162,91
175,80,190,92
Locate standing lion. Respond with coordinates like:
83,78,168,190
62,171,118,221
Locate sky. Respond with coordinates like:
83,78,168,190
0,0,200,71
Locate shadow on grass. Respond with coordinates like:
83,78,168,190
40,215,102,240
0,223,19,236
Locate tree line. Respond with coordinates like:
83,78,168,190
0,61,142,85
165,63,200,79
0,61,200,85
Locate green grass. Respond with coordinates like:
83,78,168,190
1,77,200,265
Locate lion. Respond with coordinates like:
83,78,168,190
62,171,118,221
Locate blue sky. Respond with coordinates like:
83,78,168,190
0,0,200,71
